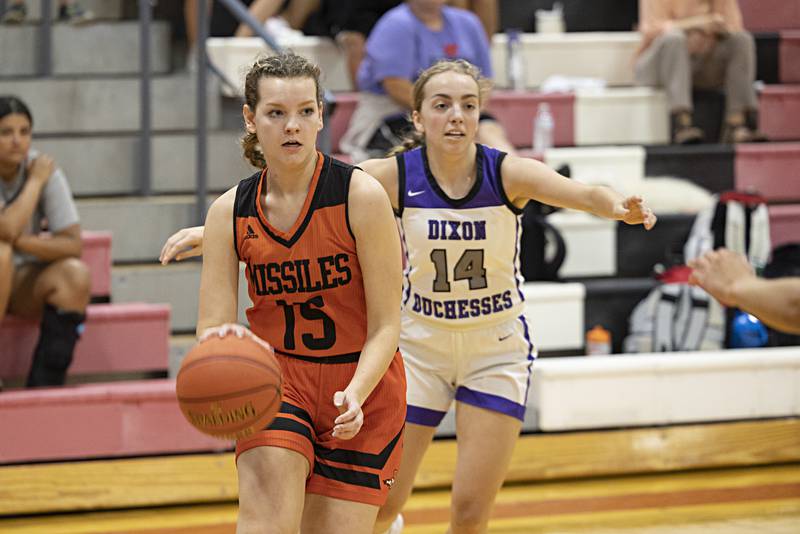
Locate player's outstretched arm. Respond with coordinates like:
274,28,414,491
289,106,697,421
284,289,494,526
160,225,204,264
196,187,240,337
332,169,403,440
500,155,657,230
689,248,800,335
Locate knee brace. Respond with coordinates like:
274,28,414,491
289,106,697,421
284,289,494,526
26,304,86,387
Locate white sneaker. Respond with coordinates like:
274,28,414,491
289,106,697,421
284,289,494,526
387,513,404,534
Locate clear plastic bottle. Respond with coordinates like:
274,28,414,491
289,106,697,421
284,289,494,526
586,325,612,356
506,28,524,91
533,102,554,153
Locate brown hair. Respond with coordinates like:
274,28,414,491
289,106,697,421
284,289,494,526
240,52,323,168
388,59,492,156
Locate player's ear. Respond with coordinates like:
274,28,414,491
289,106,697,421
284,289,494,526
412,110,424,134
243,104,256,134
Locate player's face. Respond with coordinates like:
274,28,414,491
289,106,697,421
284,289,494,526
414,71,480,154
243,76,323,166
0,113,32,170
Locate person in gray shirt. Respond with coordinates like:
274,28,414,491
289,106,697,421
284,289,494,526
0,96,90,388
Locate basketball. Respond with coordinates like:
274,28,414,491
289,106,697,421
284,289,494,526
176,332,282,440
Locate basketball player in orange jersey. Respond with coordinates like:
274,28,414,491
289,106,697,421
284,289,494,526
195,52,406,534
164,59,656,533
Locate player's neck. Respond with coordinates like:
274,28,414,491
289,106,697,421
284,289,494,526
264,151,319,198
426,144,477,190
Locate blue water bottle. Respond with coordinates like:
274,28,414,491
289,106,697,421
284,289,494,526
729,310,769,348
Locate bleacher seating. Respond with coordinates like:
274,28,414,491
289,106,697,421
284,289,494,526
80,231,112,298
0,303,170,381
0,379,225,464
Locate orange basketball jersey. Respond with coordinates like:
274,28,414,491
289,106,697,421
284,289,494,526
234,154,367,362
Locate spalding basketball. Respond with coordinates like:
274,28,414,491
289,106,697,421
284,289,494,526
176,332,282,440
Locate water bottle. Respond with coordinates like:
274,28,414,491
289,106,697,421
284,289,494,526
507,28,524,91
586,325,612,356
729,310,769,348
533,102,554,153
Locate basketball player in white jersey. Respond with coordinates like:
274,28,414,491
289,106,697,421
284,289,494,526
160,59,656,534
358,59,656,534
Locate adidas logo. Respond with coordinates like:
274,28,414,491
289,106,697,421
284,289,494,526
243,224,259,240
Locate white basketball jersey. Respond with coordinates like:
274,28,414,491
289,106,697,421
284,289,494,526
397,144,526,328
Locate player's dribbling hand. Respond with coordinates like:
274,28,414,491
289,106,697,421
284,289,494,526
198,323,272,352
332,390,363,440
614,195,657,230
160,226,204,265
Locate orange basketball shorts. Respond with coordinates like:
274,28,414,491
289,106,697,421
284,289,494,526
235,350,406,506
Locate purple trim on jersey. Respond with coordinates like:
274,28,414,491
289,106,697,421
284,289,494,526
455,385,525,421
519,314,536,411
513,217,525,303
406,404,448,427
399,218,413,307
401,145,509,210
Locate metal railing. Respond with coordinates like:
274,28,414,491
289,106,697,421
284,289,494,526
24,0,332,226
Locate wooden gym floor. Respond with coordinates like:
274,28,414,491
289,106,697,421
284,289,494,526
1,463,798,533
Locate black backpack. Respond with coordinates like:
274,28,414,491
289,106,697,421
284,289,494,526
519,200,567,282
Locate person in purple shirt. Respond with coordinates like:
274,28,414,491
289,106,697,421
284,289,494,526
340,0,514,161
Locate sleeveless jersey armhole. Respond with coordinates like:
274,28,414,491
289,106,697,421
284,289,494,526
495,151,525,215
232,184,244,262
395,153,406,217
344,165,359,242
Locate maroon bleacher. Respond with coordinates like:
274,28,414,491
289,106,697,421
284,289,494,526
760,86,800,141
769,204,800,249
781,31,800,84
485,92,575,149
735,142,800,202
0,379,227,463
81,231,112,298
738,0,800,32
0,303,171,380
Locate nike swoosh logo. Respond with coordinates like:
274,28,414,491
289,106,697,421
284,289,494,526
408,190,425,197
499,333,513,342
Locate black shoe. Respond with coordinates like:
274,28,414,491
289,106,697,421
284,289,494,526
671,111,705,145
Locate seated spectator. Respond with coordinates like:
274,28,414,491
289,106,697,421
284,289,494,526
689,248,800,335
341,0,515,161
0,96,90,388
635,0,765,144
1,0,93,24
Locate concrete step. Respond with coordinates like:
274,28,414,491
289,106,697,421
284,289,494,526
76,196,202,262
0,75,220,133
112,263,250,332
0,21,170,77
490,32,639,89
23,0,125,21
575,87,669,145
36,132,252,196
0,379,225,464
0,303,170,381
